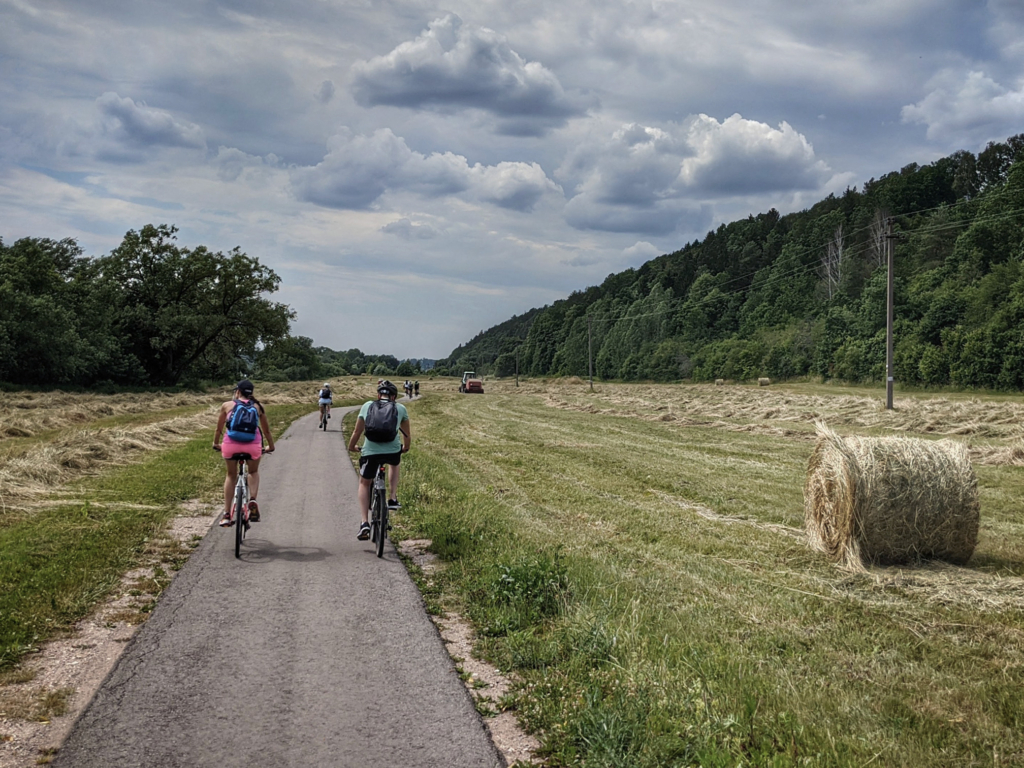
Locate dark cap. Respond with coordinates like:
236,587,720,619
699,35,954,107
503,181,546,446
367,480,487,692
236,379,254,397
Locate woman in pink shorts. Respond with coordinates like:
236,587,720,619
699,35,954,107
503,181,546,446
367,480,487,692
213,379,275,526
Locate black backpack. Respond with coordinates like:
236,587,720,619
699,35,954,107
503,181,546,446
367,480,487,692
320,388,332,399
363,400,398,442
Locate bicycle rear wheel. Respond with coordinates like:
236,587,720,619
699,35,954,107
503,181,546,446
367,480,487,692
369,492,379,544
321,411,327,430
376,501,388,559
234,483,245,559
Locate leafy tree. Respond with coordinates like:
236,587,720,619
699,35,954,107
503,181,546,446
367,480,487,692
255,335,324,381
0,237,134,385
97,225,293,385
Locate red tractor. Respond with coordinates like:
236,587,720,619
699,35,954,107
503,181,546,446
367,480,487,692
459,371,484,394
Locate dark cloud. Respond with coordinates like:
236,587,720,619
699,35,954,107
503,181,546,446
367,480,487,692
96,92,206,150
564,195,711,236
351,14,593,135
315,80,336,104
381,218,440,239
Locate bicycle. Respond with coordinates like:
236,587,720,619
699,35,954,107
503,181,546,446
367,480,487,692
320,404,330,431
369,461,389,558
214,449,253,558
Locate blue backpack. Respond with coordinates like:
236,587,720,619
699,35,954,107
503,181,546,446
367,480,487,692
226,399,260,442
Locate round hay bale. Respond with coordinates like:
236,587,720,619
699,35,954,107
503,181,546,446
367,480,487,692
804,423,979,569
715,379,725,386
758,377,770,386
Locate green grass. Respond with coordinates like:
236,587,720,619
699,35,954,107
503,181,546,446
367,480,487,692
0,402,311,671
393,390,1024,768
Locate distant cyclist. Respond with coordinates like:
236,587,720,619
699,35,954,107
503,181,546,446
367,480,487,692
213,379,275,527
346,380,410,541
318,382,333,424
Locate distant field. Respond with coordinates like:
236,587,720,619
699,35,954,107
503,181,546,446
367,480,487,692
396,378,1024,767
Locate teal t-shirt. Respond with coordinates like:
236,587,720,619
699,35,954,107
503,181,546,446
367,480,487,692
358,400,409,455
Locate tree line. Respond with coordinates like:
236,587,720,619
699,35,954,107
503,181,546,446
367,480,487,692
440,134,1024,390
0,224,415,388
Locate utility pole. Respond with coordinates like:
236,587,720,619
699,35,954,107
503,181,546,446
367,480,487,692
587,314,594,391
515,346,519,388
885,217,895,410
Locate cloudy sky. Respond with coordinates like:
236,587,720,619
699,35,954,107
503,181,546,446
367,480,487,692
2,1,1023,358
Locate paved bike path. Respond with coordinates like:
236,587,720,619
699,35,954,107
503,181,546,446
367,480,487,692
54,406,502,768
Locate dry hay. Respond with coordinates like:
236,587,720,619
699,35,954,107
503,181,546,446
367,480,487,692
490,379,1024,466
804,423,979,570
0,410,216,507
758,377,771,386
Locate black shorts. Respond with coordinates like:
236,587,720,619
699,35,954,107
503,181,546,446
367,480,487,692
358,451,402,479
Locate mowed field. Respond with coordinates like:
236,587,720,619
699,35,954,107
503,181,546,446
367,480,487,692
2,377,1023,767
394,378,1024,767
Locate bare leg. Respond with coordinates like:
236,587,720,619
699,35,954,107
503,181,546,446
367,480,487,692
358,477,371,524
388,463,400,500
223,460,239,515
248,457,262,500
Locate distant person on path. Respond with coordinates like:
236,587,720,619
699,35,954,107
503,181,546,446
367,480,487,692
347,380,410,541
318,382,333,424
213,379,275,526
413,380,419,397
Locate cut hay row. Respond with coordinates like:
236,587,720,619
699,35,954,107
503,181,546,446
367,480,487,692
803,423,979,570
490,379,1024,463
0,379,375,441
0,410,219,507
0,378,386,509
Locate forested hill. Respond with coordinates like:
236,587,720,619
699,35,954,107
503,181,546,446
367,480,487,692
439,307,543,376
440,135,1024,390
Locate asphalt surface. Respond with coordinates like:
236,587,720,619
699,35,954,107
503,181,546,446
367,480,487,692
53,405,503,768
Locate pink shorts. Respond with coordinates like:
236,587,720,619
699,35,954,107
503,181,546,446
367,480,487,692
220,431,262,460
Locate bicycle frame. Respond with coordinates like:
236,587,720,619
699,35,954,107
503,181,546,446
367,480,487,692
230,454,251,558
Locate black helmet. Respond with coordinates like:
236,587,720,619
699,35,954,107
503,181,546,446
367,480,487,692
377,380,398,398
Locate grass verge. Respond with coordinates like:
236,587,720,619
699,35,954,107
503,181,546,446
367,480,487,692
0,402,311,671
393,388,1024,768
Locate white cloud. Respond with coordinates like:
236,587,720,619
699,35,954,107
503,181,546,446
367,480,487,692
290,128,559,211
623,241,661,261
679,114,831,193
471,161,562,211
901,69,1024,143
350,13,593,136
559,114,830,233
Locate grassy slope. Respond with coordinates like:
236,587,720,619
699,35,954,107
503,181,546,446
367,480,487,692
395,387,1024,768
